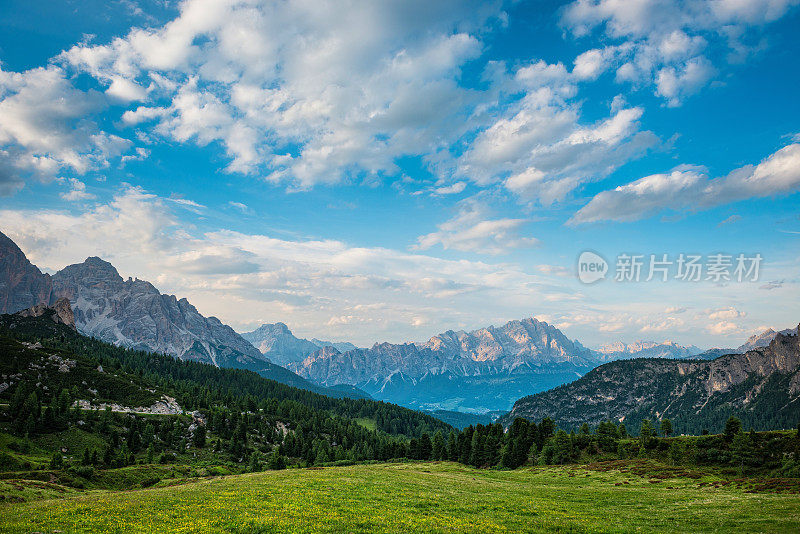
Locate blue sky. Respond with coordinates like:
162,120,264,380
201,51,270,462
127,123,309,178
0,0,798,348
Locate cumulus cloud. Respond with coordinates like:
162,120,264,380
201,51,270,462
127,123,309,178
413,197,539,254
562,0,798,105
0,65,131,193
59,0,503,188
59,178,95,201
570,143,800,224
457,59,658,204
707,306,746,320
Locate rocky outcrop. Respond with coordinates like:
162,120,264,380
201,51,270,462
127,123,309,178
0,231,53,314
16,297,76,330
502,325,800,430
74,395,182,415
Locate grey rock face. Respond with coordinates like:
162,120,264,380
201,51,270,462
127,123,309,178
0,231,53,314
241,322,322,366
49,256,266,369
16,297,76,330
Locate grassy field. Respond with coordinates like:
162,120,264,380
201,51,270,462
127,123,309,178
1,461,798,533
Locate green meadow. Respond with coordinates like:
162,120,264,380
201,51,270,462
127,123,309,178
1,461,798,533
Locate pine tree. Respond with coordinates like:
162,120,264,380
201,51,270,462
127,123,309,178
661,418,673,437
725,416,742,441
419,433,433,461
432,431,445,461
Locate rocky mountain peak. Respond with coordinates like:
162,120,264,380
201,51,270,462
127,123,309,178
55,256,123,285
252,322,292,335
737,326,793,352
16,297,76,330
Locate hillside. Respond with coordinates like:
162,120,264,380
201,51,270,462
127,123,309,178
501,326,800,433
0,308,450,441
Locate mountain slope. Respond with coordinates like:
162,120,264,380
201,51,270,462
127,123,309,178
0,306,451,438
501,325,800,433
50,256,268,370
0,232,54,314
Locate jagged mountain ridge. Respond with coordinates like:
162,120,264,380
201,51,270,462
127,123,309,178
737,327,795,352
500,325,800,432
594,340,702,361
241,322,356,366
289,318,599,412
0,232,54,314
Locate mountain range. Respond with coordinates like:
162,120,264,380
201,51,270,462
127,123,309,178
2,230,794,418
500,325,800,433
0,231,365,398
241,322,357,366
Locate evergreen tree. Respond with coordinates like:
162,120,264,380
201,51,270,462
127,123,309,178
419,433,433,461
447,431,458,461
193,424,206,448
552,430,573,465
725,416,742,441
661,418,673,437
432,431,445,461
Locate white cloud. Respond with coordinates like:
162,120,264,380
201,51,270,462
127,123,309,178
431,182,467,196
59,178,95,201
413,197,540,255
61,0,503,188
707,306,746,320
0,65,131,193
457,58,657,204
0,185,569,343
228,201,250,213
570,143,800,224
562,0,799,104
707,320,739,335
